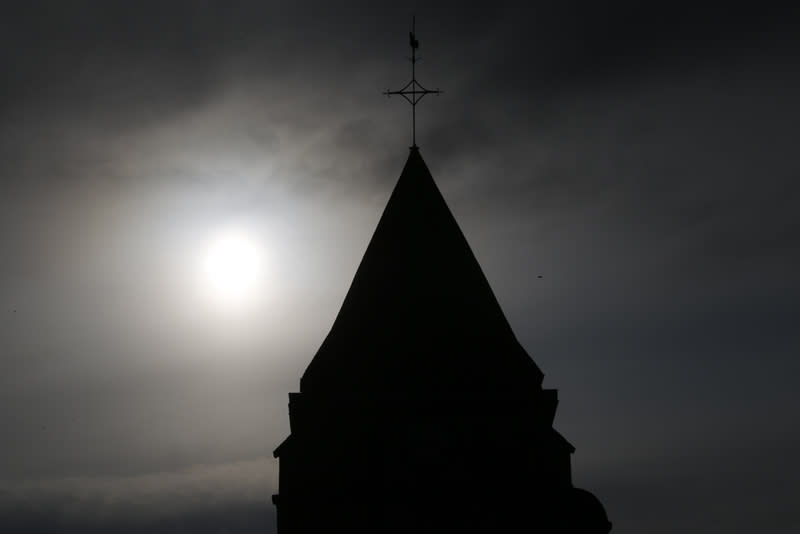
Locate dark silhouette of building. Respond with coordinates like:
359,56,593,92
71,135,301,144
273,147,611,533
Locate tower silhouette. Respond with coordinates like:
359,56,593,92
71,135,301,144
273,18,610,533
272,147,612,533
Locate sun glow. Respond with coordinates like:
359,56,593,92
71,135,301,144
200,226,264,306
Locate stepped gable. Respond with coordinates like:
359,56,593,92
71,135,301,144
300,147,543,395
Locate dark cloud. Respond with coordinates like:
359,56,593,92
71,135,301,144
0,458,276,533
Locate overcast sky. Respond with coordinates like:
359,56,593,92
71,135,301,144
1,2,799,533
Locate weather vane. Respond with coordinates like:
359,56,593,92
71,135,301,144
384,16,442,149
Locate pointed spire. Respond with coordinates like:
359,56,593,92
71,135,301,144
301,149,542,395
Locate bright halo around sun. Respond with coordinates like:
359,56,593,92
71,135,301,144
201,226,264,307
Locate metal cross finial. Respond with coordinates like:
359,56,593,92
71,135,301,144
384,16,442,149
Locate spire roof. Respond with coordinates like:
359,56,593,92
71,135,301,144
300,148,543,395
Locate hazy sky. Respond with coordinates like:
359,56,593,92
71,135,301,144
1,2,799,532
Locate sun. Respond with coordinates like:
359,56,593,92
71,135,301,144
201,227,264,305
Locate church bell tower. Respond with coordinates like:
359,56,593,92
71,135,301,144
272,19,611,534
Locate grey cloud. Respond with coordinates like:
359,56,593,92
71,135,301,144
0,458,277,532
